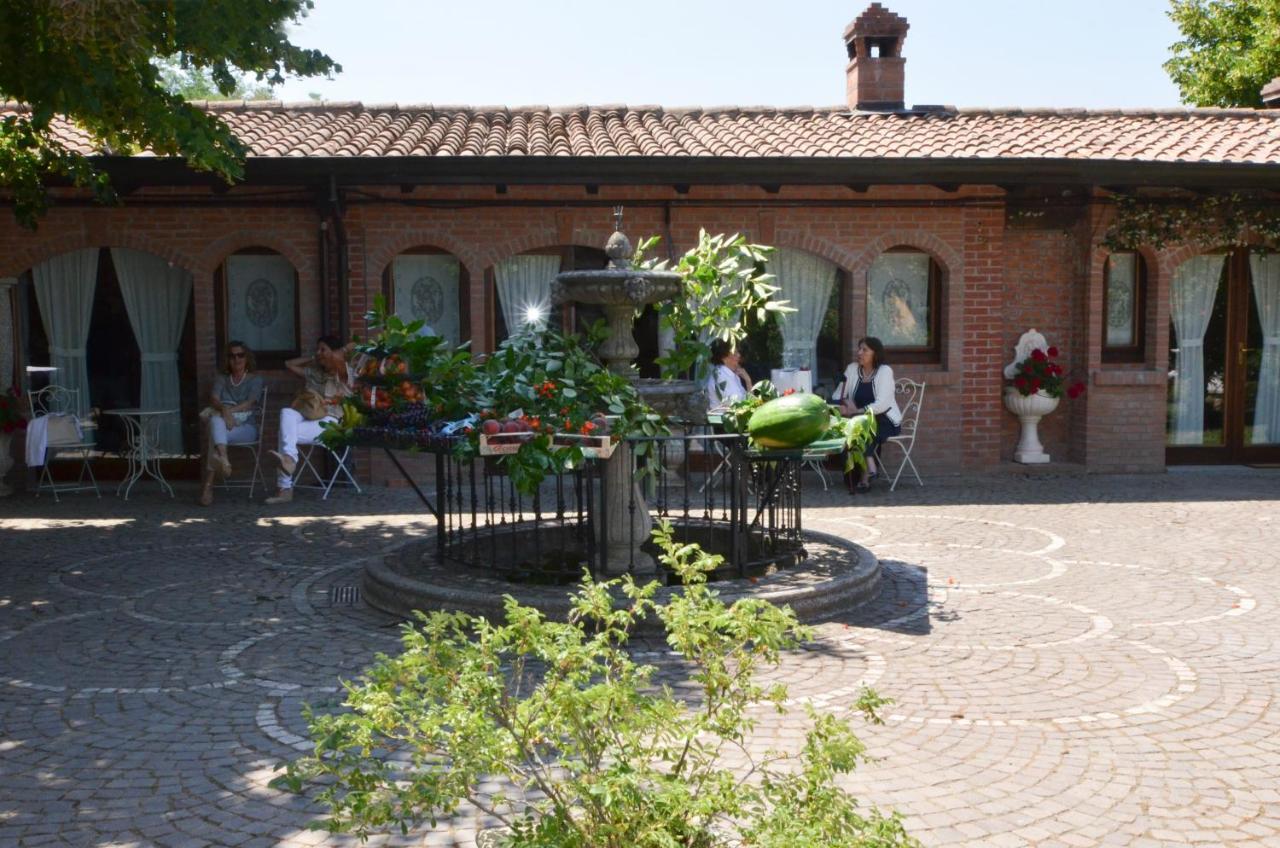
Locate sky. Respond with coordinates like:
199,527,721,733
274,0,1187,109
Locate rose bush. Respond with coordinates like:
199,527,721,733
1009,346,1085,400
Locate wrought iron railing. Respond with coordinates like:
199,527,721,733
384,429,806,584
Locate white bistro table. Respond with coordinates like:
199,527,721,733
105,408,177,500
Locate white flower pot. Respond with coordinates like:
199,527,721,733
1003,388,1060,464
0,431,13,496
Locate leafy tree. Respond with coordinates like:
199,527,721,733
0,0,339,226
272,525,917,848
157,57,274,102
1165,0,1280,107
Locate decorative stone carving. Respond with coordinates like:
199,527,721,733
1003,328,1048,380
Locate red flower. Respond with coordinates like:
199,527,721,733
1047,346,1059,357
1067,382,1086,400
1029,379,1042,392
1031,348,1048,363
1014,376,1028,389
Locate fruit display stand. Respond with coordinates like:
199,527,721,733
479,431,617,459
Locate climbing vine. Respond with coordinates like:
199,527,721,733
1102,193,1280,252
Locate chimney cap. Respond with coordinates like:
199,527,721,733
1263,76,1280,108
843,3,909,42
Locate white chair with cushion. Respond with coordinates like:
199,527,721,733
883,378,925,491
26,386,100,501
217,386,270,498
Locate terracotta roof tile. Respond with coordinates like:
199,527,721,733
7,102,1280,165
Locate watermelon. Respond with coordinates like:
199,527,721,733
747,393,831,448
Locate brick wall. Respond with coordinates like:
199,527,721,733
0,182,1175,486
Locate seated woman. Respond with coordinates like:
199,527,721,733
705,338,752,412
198,341,265,506
265,334,356,504
838,337,902,492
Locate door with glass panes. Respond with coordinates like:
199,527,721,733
1167,248,1280,463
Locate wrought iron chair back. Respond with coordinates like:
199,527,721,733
25,385,100,500
884,377,925,491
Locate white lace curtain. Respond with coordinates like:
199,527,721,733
771,248,837,374
32,248,99,418
112,248,193,454
1250,253,1280,444
495,254,560,336
1169,255,1225,445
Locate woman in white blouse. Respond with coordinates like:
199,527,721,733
705,338,752,411
838,337,902,492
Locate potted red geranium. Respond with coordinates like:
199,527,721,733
1003,344,1084,464
0,386,28,496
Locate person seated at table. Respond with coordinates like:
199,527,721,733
837,337,902,493
198,341,265,507
265,334,356,505
705,339,752,411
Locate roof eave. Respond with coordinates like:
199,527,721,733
89,154,1280,192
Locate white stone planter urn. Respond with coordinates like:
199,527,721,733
0,431,13,496
1002,328,1060,464
1003,387,1059,464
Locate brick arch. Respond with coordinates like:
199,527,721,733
482,238,614,271
770,233,857,273
849,230,964,279
3,231,201,279
365,233,478,279
475,229,561,270
199,231,312,277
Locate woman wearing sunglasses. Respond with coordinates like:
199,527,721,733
198,341,265,506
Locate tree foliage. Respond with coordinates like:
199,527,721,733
1165,0,1280,107
157,56,275,102
272,524,916,848
0,0,339,226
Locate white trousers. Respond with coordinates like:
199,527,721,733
208,416,257,447
277,408,337,489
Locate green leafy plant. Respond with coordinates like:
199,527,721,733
636,231,792,383
1008,345,1085,400
1165,0,1280,107
1102,192,1280,252
271,524,917,848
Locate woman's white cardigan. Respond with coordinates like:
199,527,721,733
839,363,903,425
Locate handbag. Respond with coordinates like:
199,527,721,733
290,389,328,421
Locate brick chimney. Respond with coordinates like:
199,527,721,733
844,3,909,111
1263,76,1280,108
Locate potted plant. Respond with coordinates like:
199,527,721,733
0,386,28,496
1003,344,1084,464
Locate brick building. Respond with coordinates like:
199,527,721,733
3,3,1279,487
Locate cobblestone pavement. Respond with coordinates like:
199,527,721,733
1,467,1278,847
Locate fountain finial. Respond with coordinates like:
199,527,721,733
604,205,633,269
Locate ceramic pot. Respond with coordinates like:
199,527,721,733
1003,387,1060,464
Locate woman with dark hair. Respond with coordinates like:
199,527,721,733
705,338,753,411
265,334,356,504
198,341,265,506
837,337,902,492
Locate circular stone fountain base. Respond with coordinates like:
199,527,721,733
362,528,881,630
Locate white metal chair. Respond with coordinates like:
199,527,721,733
26,386,100,501
216,386,270,498
883,378,925,491
292,440,361,500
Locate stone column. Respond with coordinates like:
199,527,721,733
0,277,15,389
0,278,17,496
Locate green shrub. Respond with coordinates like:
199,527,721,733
272,524,916,848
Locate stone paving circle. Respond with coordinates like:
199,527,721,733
0,466,1278,847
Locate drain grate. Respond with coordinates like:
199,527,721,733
329,585,361,606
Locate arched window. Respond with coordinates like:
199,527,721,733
866,247,942,363
382,247,468,347
1103,251,1147,363
217,247,299,365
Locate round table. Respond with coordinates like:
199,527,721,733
104,408,178,500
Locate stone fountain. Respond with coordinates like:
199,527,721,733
551,210,705,574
